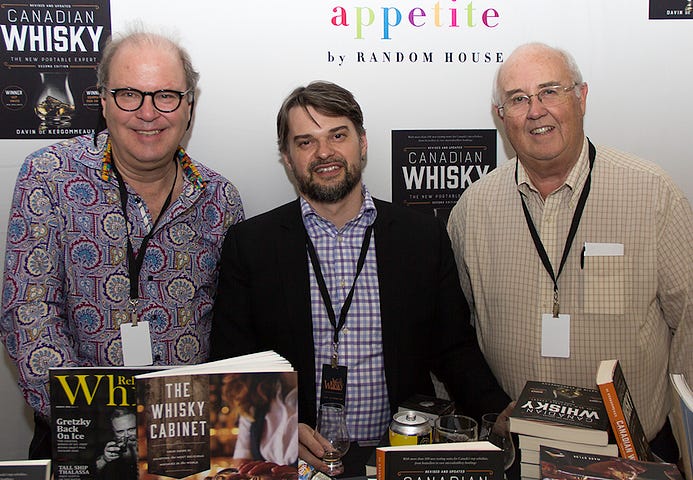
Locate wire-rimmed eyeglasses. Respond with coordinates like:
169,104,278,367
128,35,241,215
498,83,580,118
107,87,193,113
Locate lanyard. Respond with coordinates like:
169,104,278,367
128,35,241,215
112,159,178,325
305,224,373,367
516,140,596,317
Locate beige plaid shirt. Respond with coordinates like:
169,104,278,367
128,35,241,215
448,137,693,439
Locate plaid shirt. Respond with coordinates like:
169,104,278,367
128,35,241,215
301,186,391,442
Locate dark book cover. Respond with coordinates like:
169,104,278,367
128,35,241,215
376,442,503,480
539,445,683,480
596,359,653,461
509,380,611,446
136,351,298,480
0,460,51,480
49,366,158,480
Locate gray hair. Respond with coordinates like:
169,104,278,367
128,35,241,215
492,42,584,106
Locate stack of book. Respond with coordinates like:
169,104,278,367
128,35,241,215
509,380,618,480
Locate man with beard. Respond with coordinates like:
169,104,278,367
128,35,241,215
210,81,510,476
95,408,137,480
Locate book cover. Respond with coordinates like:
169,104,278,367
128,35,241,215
670,373,692,480
518,434,619,457
376,441,503,480
540,445,683,480
0,460,51,480
136,351,298,480
509,381,611,446
49,366,159,480
596,359,653,461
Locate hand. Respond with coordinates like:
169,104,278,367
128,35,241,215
103,440,123,462
494,401,515,436
297,423,334,474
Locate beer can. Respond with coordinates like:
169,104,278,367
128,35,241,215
388,410,432,445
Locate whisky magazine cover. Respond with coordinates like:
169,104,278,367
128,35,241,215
391,129,496,225
539,445,683,480
509,380,611,445
136,353,298,480
0,1,111,139
649,0,693,19
49,366,158,480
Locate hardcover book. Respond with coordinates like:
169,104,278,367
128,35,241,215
135,351,298,480
669,373,692,480
539,445,683,480
509,381,611,446
596,359,653,461
376,441,503,480
49,366,159,480
518,434,619,457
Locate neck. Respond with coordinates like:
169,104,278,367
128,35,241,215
305,185,364,229
519,154,579,199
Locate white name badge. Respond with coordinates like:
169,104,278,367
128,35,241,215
541,314,570,358
120,321,154,366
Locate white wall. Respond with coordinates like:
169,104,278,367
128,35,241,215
1,0,691,458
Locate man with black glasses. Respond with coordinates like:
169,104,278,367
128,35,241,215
0,29,244,459
447,42,692,463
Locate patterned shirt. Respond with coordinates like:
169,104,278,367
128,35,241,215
0,132,245,417
301,186,391,442
448,137,693,439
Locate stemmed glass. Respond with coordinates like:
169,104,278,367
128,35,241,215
315,403,350,476
479,413,516,473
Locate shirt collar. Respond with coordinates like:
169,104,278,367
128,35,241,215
300,184,377,231
100,136,207,190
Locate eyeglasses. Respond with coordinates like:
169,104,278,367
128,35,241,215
107,87,192,113
498,83,580,118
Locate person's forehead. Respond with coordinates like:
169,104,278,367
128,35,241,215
288,105,355,134
109,44,184,80
500,49,569,89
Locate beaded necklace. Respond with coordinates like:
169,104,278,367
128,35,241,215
100,137,207,190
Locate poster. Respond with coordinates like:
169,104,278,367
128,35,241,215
649,0,693,18
0,1,111,139
392,129,496,224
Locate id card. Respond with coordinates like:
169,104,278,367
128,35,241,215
320,364,347,406
120,321,153,366
541,313,570,358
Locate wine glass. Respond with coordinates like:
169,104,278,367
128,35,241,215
315,403,350,476
479,413,516,472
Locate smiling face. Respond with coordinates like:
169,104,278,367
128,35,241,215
496,45,587,173
282,105,367,206
100,41,192,174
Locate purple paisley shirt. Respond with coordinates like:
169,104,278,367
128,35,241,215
0,131,244,417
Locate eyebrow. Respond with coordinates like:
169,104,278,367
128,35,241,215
292,125,350,143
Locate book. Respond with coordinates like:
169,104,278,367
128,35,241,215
670,373,692,480
520,461,539,479
398,393,456,422
135,351,298,480
518,434,619,457
509,381,611,446
0,460,51,480
596,359,653,461
376,441,503,480
49,366,159,480
540,445,683,480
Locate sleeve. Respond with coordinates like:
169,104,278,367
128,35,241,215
431,217,510,421
0,155,77,417
656,186,693,381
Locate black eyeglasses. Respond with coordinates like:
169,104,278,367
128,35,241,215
107,87,192,113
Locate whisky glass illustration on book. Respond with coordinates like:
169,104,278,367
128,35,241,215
315,403,350,476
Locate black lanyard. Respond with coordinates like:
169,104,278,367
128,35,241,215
305,224,373,367
516,140,596,317
112,159,178,325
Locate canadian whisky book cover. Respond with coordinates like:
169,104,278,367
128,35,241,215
49,366,159,480
596,359,653,461
539,445,683,480
136,351,299,480
509,380,610,446
376,441,503,480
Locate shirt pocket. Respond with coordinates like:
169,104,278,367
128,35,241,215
582,254,629,315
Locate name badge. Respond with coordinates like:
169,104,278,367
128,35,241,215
120,321,153,366
320,364,348,406
541,313,570,358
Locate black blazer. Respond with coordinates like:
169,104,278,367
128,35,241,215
210,198,508,426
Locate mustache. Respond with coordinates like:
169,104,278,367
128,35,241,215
308,157,347,171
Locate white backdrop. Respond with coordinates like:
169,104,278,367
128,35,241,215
1,0,691,458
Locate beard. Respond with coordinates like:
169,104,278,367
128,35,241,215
291,156,363,203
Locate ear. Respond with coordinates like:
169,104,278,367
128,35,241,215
578,82,588,116
281,152,292,169
494,106,504,120
360,132,368,158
